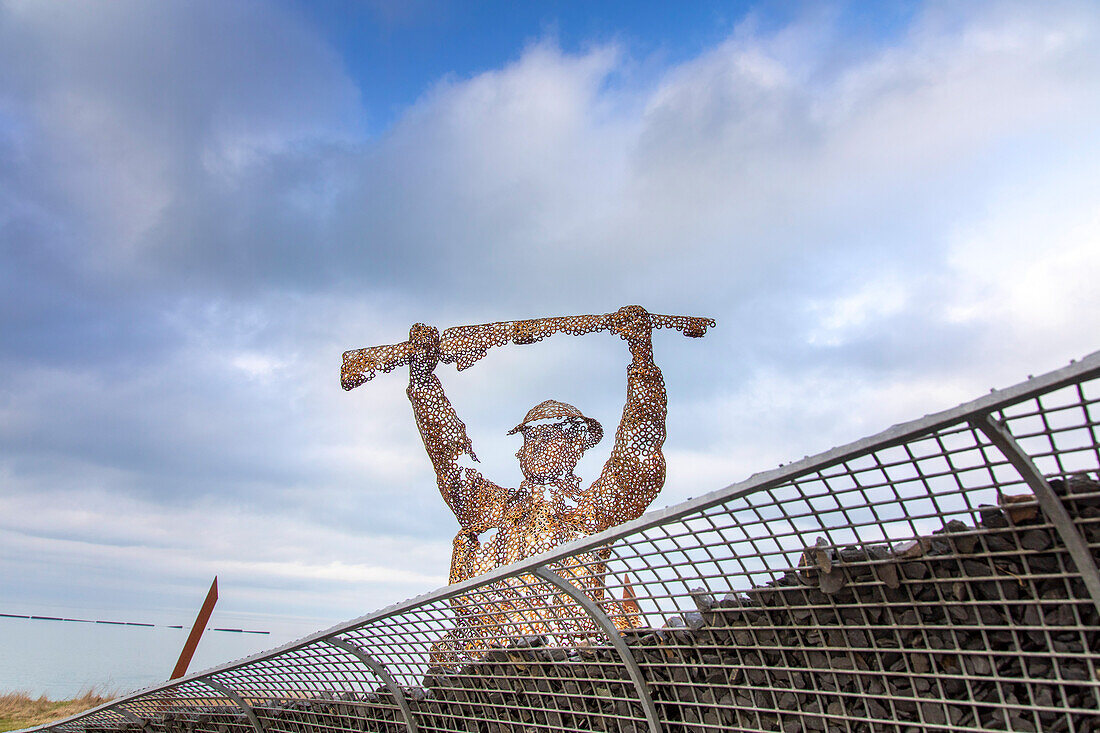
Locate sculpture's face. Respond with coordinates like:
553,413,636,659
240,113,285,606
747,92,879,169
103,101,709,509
516,422,582,483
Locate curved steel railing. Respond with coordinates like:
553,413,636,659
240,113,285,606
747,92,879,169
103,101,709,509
26,349,1100,733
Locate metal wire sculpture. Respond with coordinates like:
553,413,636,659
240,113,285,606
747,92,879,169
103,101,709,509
343,306,714,658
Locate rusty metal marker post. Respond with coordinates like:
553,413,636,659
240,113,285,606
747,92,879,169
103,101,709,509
171,576,219,680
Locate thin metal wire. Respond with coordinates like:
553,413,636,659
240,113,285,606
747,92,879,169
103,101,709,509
323,637,417,733
196,679,264,733
27,349,1100,733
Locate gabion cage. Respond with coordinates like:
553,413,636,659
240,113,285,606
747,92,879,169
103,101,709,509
27,350,1100,733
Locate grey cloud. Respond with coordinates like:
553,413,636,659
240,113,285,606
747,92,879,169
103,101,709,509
0,0,360,293
3,0,1100,626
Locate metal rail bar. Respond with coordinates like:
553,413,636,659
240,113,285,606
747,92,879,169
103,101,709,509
22,349,1100,733
196,678,264,733
974,413,1100,616
323,637,418,733
532,565,662,733
96,351,1100,694
108,708,144,725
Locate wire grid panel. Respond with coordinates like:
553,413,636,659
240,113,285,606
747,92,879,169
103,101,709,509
47,709,132,733
63,679,257,733
608,427,1100,731
207,640,408,733
28,350,1100,733
338,573,650,733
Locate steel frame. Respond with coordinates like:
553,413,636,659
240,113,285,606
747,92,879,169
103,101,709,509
532,566,662,733
974,413,1100,615
323,637,417,733
197,678,264,733
23,349,1100,733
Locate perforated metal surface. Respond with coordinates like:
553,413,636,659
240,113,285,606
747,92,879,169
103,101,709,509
29,349,1100,733
345,307,715,655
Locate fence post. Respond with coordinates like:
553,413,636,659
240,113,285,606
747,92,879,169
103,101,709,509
974,413,1100,616
324,637,418,733
532,565,662,733
197,678,265,733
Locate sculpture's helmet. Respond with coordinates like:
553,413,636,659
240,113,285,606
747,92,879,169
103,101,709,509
507,399,603,452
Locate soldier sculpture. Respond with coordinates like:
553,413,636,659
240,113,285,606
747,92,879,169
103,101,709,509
342,305,714,654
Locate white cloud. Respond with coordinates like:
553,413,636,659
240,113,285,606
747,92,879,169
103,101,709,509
662,366,978,504
942,157,1100,353
0,0,361,263
806,278,911,347
0,486,450,622
230,352,285,380
3,0,1100,641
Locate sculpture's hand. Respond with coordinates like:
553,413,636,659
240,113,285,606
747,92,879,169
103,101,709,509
408,323,441,380
610,305,652,341
682,316,711,338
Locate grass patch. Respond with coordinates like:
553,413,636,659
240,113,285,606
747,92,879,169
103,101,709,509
0,691,114,732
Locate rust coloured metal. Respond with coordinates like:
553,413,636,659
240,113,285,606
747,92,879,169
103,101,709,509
171,576,218,680
343,306,714,657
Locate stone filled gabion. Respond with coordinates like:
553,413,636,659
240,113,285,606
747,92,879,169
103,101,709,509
81,475,1100,733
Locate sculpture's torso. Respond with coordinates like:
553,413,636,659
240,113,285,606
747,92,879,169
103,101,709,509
438,476,642,660
451,479,591,584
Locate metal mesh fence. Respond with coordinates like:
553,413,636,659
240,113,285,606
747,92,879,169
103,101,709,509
29,350,1100,733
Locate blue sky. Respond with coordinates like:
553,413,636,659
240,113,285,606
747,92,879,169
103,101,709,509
295,1,918,131
2,0,1100,658
302,0,771,130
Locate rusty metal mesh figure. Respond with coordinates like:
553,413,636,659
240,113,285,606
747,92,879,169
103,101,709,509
342,306,714,658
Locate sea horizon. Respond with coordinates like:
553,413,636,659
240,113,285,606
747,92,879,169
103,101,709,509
0,611,328,701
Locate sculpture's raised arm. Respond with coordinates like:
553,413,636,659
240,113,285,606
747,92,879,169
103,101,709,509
404,323,506,535
341,308,713,539
578,306,702,531
342,311,712,388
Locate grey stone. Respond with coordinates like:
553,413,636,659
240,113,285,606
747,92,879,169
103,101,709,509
689,587,716,613
980,505,1010,528
819,569,847,595
1020,528,1053,551
874,562,900,589
684,611,706,630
